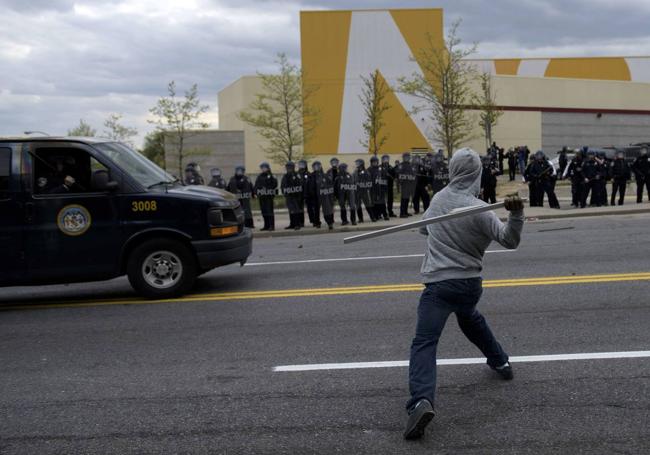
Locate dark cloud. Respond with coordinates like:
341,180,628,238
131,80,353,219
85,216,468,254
2,0,650,145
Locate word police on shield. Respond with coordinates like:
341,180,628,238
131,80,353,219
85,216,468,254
343,202,507,244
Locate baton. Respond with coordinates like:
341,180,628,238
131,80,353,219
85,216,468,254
343,201,508,244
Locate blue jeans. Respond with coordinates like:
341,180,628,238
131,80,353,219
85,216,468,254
407,278,508,410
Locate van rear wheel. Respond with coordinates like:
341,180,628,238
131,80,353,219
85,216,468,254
127,238,197,299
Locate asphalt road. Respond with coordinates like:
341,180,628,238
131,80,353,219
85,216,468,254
1,213,650,454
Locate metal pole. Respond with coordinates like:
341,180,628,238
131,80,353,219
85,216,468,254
343,201,508,244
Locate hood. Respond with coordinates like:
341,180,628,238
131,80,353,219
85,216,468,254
166,185,239,206
448,148,482,197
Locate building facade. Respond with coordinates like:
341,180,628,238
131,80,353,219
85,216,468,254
218,8,650,171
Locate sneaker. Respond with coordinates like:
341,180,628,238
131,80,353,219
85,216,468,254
403,399,435,440
491,362,514,380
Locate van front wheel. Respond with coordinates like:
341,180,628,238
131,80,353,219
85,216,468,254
127,238,197,299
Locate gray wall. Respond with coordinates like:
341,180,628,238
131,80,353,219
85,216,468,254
164,130,244,180
542,112,650,151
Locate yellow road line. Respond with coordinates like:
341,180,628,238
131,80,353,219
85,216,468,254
2,272,650,311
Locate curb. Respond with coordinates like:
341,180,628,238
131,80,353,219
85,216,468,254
251,207,650,239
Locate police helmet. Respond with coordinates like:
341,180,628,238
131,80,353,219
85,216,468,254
616,151,625,159
235,165,245,174
210,167,221,177
381,154,390,163
259,161,271,171
285,161,295,169
535,150,545,160
330,157,339,166
370,156,379,165
298,159,308,169
355,158,365,168
339,162,348,172
311,161,322,171
402,152,411,161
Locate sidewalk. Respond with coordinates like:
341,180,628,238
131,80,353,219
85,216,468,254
251,178,650,238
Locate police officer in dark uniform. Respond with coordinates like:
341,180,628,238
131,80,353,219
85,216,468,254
335,162,357,225
480,155,499,203
281,161,303,230
297,159,310,227
327,157,340,222
302,160,321,228
632,147,650,203
564,150,587,208
412,155,431,214
369,155,389,221
506,148,517,181
227,165,255,228
207,168,227,189
381,154,397,217
184,163,204,185
354,158,375,222
254,162,278,231
397,152,417,218
431,154,449,197
306,161,323,228
312,161,335,230
610,151,631,206
583,150,603,207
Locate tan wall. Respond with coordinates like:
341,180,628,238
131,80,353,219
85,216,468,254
218,73,650,166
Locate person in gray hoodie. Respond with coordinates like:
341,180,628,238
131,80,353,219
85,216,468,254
404,148,524,440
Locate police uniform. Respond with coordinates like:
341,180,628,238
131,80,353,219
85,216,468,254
281,162,304,229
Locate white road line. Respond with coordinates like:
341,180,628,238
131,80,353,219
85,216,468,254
273,350,650,372
246,250,513,267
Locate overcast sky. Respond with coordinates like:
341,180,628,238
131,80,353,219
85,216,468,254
2,0,649,147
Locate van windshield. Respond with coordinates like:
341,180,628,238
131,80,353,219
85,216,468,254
94,142,176,189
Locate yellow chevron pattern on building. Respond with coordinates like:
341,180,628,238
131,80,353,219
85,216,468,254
299,8,650,157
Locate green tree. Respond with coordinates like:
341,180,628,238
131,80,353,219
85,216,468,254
398,20,478,157
68,119,96,137
238,53,318,165
103,113,138,146
148,81,210,177
475,72,503,150
359,70,391,156
140,131,166,169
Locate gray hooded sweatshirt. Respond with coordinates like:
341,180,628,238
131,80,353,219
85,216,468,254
420,148,524,284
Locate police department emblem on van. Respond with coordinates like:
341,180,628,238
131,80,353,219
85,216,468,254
57,204,92,236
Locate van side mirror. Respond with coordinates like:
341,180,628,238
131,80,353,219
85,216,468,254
106,181,119,192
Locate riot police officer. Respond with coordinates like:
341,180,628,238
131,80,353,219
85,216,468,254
184,162,204,185
431,154,449,197
302,160,321,228
583,150,604,207
397,152,417,218
632,147,650,203
480,155,499,203
297,159,310,227
368,156,389,221
564,150,587,208
227,165,254,228
281,161,303,230
312,161,335,230
335,162,357,225
412,155,431,214
381,155,397,217
207,168,227,189
610,151,631,206
558,146,569,177
354,158,375,222
254,162,278,231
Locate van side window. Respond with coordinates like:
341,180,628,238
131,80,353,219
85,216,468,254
0,147,10,197
32,148,109,195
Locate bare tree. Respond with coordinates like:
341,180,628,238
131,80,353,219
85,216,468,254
474,72,503,150
149,81,210,177
398,20,477,157
103,113,138,146
67,119,96,137
359,70,391,156
238,53,318,165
